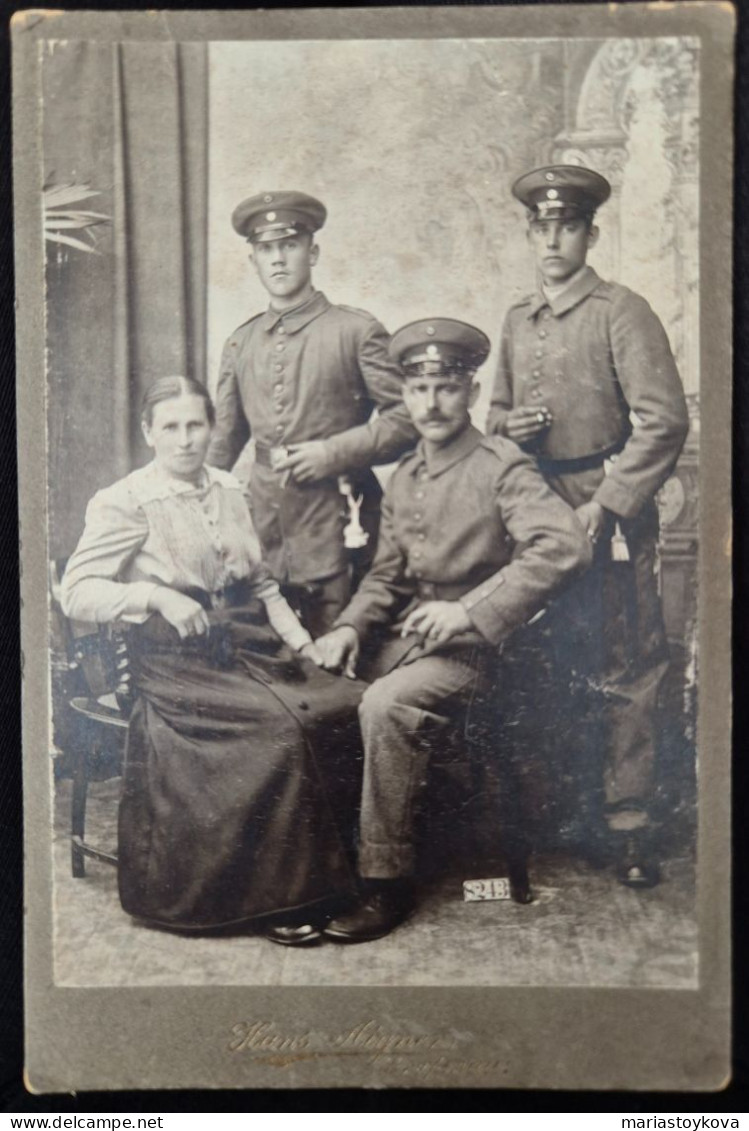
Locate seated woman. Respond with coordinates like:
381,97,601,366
61,376,365,947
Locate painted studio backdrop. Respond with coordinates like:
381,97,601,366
44,36,700,987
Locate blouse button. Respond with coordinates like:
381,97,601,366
276,343,285,352
532,370,541,379
415,490,424,500
275,424,284,435
413,512,422,521
275,363,284,372
418,532,426,541
531,388,543,400
274,382,283,392
538,329,547,339
535,349,543,358
412,550,422,559
275,403,285,413
277,325,286,335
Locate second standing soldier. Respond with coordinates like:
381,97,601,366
487,165,690,887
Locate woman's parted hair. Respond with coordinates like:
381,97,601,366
140,376,216,427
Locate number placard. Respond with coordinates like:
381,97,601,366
463,877,511,902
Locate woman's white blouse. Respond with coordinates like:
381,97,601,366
60,462,312,652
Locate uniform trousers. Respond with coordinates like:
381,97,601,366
355,639,488,878
282,570,352,638
501,499,669,837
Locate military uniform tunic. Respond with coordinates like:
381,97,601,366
333,424,591,877
207,290,417,609
487,265,690,831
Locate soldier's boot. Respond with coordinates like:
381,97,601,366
614,827,661,889
322,879,415,943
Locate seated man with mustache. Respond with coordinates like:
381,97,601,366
315,318,592,942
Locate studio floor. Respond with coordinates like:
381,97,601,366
52,777,698,989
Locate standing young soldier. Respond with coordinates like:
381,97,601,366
487,165,689,887
208,191,417,635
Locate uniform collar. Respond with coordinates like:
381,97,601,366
411,423,483,478
261,289,330,333
526,265,601,319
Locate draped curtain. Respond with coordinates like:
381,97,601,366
43,40,208,556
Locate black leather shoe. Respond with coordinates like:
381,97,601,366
615,833,661,889
262,922,323,947
323,882,415,943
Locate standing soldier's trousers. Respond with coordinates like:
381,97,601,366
502,498,670,836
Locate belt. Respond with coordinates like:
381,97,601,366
536,443,624,476
254,443,291,470
181,578,256,611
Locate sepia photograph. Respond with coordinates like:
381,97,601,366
15,3,732,1092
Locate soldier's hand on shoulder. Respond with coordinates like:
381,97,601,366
316,625,360,678
401,600,472,646
275,441,330,483
504,406,552,444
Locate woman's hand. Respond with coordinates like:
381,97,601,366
299,641,326,667
148,588,210,639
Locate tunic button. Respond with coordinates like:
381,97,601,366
535,349,543,358
538,330,547,339
275,363,284,372
274,383,283,392
531,389,542,399
275,424,284,434
418,533,426,541
277,325,286,335
532,370,540,379
276,343,285,351
415,491,424,500
412,551,422,560
413,512,422,520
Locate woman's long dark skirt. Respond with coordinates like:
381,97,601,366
118,603,365,930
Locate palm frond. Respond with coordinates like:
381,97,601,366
43,179,110,255
45,231,102,254
43,183,102,208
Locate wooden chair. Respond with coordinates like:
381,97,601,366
49,561,133,877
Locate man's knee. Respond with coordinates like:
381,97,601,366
360,677,402,726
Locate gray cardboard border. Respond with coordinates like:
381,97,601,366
14,3,734,1092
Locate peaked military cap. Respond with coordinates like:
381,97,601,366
232,191,327,243
390,318,491,378
512,165,611,221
